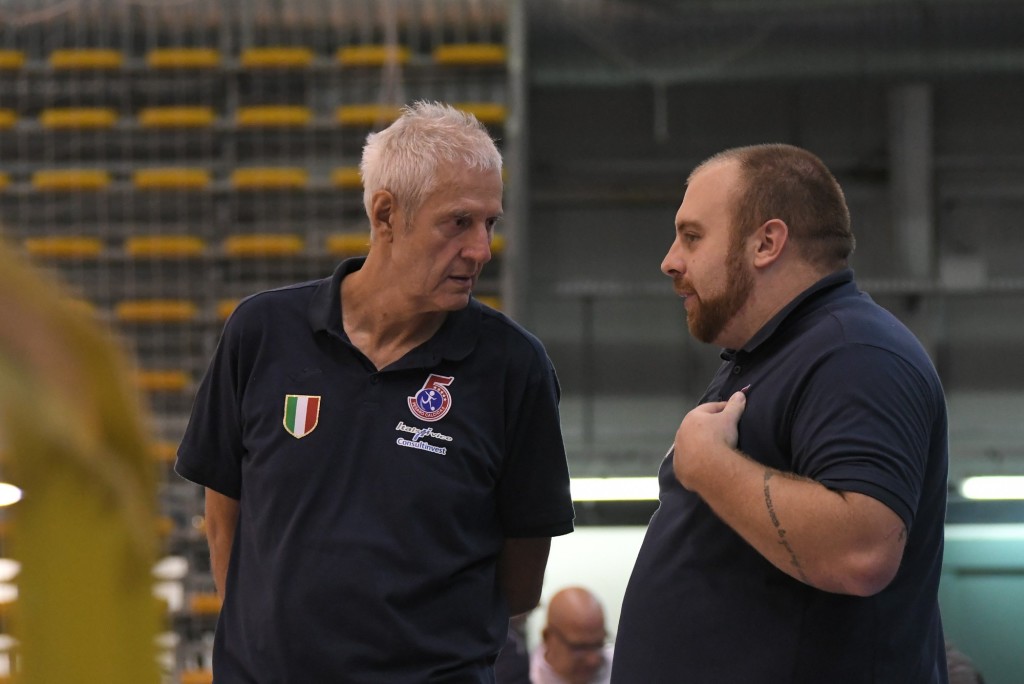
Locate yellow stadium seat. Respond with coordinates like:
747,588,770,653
138,106,216,128
230,167,308,189
189,592,223,615
146,48,220,69
125,235,206,258
132,168,211,190
151,441,178,464
336,104,403,127
240,47,314,68
325,232,371,256
23,237,104,258
337,45,411,66
180,669,214,684
491,233,506,255
0,109,16,129
48,49,123,70
455,102,507,126
476,295,503,310
40,107,118,129
217,299,240,320
114,299,198,323
32,169,111,191
236,105,312,127
0,50,26,69
433,43,506,66
136,370,190,392
0,172,9,190
224,234,304,257
330,167,362,189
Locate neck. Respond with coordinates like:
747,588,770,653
341,264,447,370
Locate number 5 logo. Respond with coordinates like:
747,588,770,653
408,374,454,422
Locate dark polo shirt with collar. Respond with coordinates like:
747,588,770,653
613,270,949,684
176,257,575,683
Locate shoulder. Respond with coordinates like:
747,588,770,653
473,299,551,363
223,278,323,329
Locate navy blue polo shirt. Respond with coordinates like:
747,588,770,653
613,270,949,684
176,257,575,683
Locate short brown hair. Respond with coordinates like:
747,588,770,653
696,144,855,268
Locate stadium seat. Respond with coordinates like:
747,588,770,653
125,236,206,258
223,234,304,256
132,168,211,190
135,370,190,392
40,107,118,128
0,50,25,70
230,167,308,189
337,45,411,67
454,102,506,126
114,299,198,323
146,48,221,69
240,47,314,68
325,232,371,256
32,169,111,191
0,109,16,128
236,105,312,127
432,43,506,66
23,237,104,258
48,49,123,70
138,106,216,128
330,167,362,189
336,104,402,127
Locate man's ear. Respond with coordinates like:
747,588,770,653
370,190,398,241
752,218,788,268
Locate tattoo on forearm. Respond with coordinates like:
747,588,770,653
763,471,810,584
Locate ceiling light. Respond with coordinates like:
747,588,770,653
960,476,1024,500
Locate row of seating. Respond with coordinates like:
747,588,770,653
2,164,509,192
20,233,506,258
0,102,507,129
0,165,443,191
0,44,505,71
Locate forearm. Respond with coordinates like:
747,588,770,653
497,537,551,616
204,488,239,599
685,445,906,595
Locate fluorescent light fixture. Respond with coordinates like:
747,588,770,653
960,476,1024,500
0,483,22,507
570,477,659,502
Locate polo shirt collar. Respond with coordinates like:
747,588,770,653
308,256,481,365
728,268,855,356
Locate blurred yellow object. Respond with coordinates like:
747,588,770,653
40,108,118,129
224,234,305,256
48,48,123,70
189,592,223,615
146,48,220,69
433,43,506,66
132,168,211,190
330,167,363,189
240,47,313,68
230,167,308,189
0,50,26,69
115,299,198,323
0,243,161,683
0,109,16,129
0,172,9,190
135,370,190,392
23,237,104,259
151,441,178,464
180,669,214,684
325,232,371,256
455,102,507,126
138,106,216,128
475,295,503,310
236,105,312,127
32,169,111,191
125,236,206,258
217,299,240,320
337,45,411,66
336,105,402,127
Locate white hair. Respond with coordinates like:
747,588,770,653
359,101,503,221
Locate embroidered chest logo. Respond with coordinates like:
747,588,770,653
283,394,321,438
408,374,454,422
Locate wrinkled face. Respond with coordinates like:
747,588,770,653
661,160,754,345
543,623,608,684
388,163,503,313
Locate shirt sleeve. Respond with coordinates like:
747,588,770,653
789,343,941,530
496,351,575,538
174,309,248,499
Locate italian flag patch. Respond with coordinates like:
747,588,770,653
283,394,320,438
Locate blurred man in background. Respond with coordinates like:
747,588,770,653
532,586,613,684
